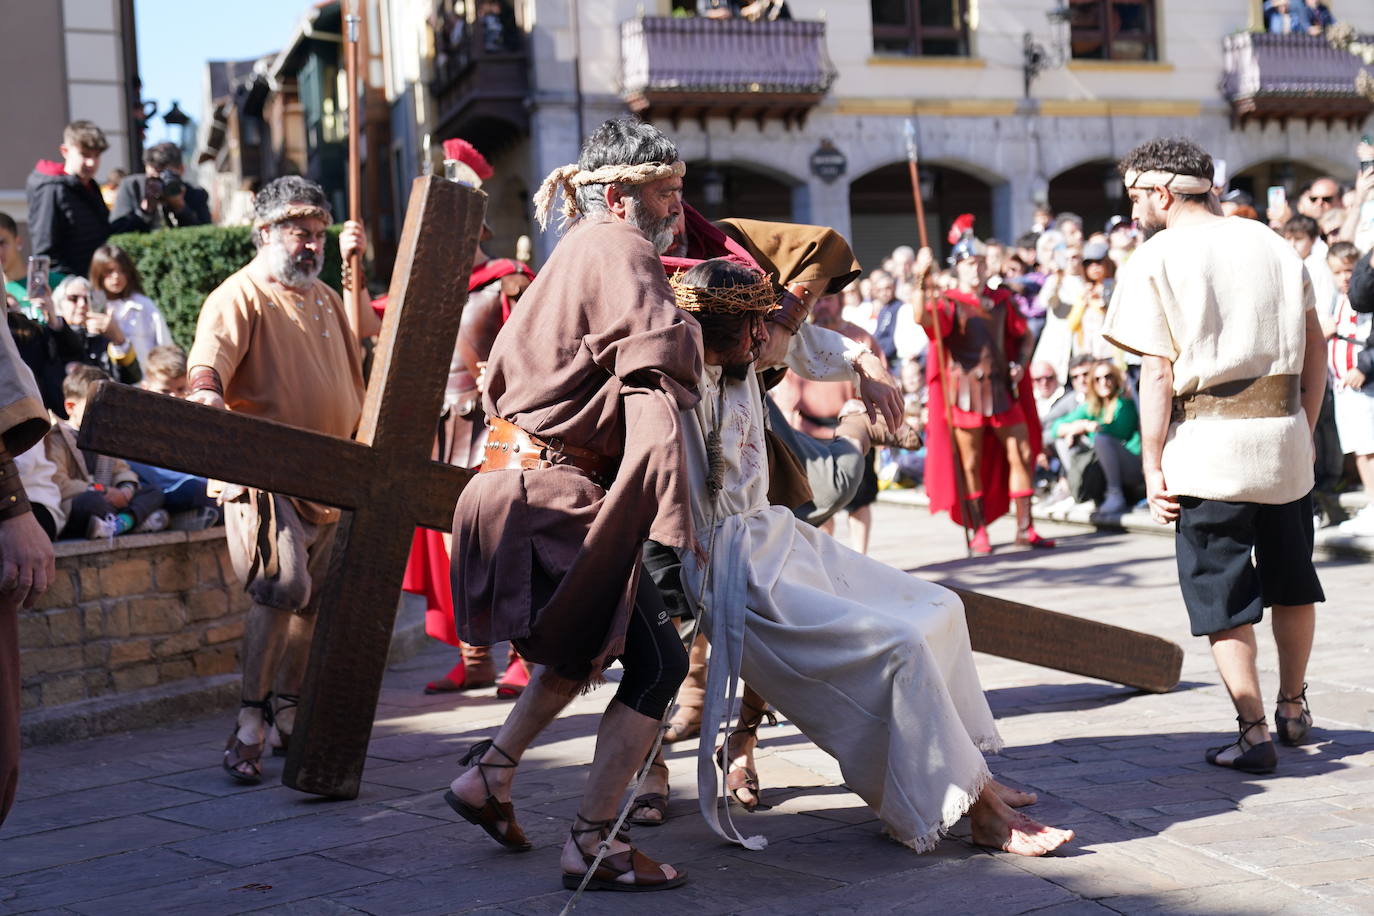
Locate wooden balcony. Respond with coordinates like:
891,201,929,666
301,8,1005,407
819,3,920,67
1221,32,1374,127
620,17,836,129
430,25,529,152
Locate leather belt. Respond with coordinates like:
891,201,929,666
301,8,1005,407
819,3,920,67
479,416,617,481
1171,374,1300,423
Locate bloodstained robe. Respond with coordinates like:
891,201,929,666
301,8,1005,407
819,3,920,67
923,287,1043,527
451,218,702,686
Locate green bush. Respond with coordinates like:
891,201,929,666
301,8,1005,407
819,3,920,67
107,225,343,349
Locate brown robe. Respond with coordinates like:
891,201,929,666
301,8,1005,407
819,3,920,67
452,218,703,686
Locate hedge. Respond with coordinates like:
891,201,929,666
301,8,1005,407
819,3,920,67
107,225,344,350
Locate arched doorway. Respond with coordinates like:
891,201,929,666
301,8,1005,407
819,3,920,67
1049,160,1127,238
683,161,795,223
848,162,994,271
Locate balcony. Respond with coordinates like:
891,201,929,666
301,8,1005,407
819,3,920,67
430,21,529,152
1221,32,1374,127
620,17,836,129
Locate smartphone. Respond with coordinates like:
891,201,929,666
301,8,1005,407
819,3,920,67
89,290,107,315
26,256,50,300
1361,135,1374,174
1267,186,1287,215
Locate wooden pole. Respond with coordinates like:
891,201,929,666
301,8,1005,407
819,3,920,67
905,121,972,557
342,2,374,339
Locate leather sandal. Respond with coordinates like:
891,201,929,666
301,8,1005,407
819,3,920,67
714,698,776,812
1275,683,1313,747
628,760,670,827
444,739,532,851
223,695,273,784
562,814,687,892
1205,715,1277,774
269,692,299,758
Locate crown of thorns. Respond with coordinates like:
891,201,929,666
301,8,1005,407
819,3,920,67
670,271,779,315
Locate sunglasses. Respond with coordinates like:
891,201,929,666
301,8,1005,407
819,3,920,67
65,294,91,302
1070,371,1090,379
1310,195,1337,204
1094,374,1117,383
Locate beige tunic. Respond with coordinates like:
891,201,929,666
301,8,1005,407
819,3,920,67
0,324,48,457
1102,217,1315,504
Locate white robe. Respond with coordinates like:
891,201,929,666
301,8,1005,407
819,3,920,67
679,324,1001,853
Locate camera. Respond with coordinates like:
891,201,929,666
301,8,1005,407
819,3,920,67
158,170,185,199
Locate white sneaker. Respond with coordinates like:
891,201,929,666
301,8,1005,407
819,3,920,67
134,509,170,533
1337,505,1374,537
86,513,119,540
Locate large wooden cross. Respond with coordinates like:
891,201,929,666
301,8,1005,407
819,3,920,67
79,176,485,799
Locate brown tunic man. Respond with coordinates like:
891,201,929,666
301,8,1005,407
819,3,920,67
445,119,700,892
184,176,371,783
0,324,55,824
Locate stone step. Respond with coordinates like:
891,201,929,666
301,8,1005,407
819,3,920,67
876,487,1374,561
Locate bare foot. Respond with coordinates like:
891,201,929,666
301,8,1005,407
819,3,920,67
561,821,680,885
723,728,761,809
990,778,1037,808
968,787,1073,856
629,757,671,825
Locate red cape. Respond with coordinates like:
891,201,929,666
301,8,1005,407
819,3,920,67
923,287,1042,528
660,204,763,275
400,256,536,647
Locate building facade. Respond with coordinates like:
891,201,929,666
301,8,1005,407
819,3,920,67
411,0,1374,268
0,0,142,237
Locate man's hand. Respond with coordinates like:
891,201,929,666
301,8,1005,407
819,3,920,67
754,322,793,369
0,512,55,609
853,350,903,433
187,389,226,410
913,246,935,280
1144,468,1178,525
1009,362,1024,386
1344,366,1367,390
339,219,366,263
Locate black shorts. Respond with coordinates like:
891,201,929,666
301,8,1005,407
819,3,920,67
1174,492,1325,637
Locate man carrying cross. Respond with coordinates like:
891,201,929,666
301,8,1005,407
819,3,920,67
445,119,700,892
184,176,370,783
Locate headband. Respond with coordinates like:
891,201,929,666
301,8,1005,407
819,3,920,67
670,271,778,317
1123,169,1213,195
253,202,332,232
533,160,686,231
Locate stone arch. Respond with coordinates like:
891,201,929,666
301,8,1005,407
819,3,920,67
1048,158,1129,238
683,158,801,222
848,160,998,268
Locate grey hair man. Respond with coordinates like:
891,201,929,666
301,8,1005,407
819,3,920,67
184,175,370,785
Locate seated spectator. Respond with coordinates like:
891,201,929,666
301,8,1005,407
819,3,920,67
44,365,166,539
89,244,172,374
14,440,63,541
127,346,220,528
1051,360,1141,517
110,141,211,232
1038,352,1094,499
6,288,86,416
52,275,140,385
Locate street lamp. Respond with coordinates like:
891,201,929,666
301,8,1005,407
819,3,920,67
1023,2,1073,99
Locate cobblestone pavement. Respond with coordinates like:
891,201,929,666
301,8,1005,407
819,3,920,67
3,504,1373,915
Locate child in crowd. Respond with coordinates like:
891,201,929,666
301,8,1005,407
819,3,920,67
1284,215,1336,317
128,345,219,528
44,365,167,539
89,245,172,376
1327,242,1374,537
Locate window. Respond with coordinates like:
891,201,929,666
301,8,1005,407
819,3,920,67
871,0,970,57
1069,0,1156,61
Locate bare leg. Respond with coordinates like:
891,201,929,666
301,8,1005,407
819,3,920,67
952,426,984,496
1356,453,1374,496
629,746,672,824
969,783,1074,855
663,632,707,743
1208,623,1271,745
847,505,872,554
270,611,317,738
229,603,293,777
560,699,680,882
1272,603,1316,720
449,665,573,830
722,685,770,810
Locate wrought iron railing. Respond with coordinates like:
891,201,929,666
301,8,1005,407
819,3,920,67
1222,31,1370,102
621,16,836,98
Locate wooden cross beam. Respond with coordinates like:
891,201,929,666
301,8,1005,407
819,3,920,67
79,176,487,799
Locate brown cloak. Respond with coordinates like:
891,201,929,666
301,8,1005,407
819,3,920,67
452,218,702,685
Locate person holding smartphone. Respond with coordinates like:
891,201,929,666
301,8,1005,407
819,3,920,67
110,142,211,232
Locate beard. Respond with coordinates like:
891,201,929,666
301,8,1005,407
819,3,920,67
625,198,679,254
265,237,323,288
1139,218,1164,240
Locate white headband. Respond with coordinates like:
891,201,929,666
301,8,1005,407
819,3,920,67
1123,169,1214,195
533,160,687,231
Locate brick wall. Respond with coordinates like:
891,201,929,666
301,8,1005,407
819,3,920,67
18,529,250,714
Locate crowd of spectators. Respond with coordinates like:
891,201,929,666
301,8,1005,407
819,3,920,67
838,140,1374,535
4,120,217,545
1264,0,1336,36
